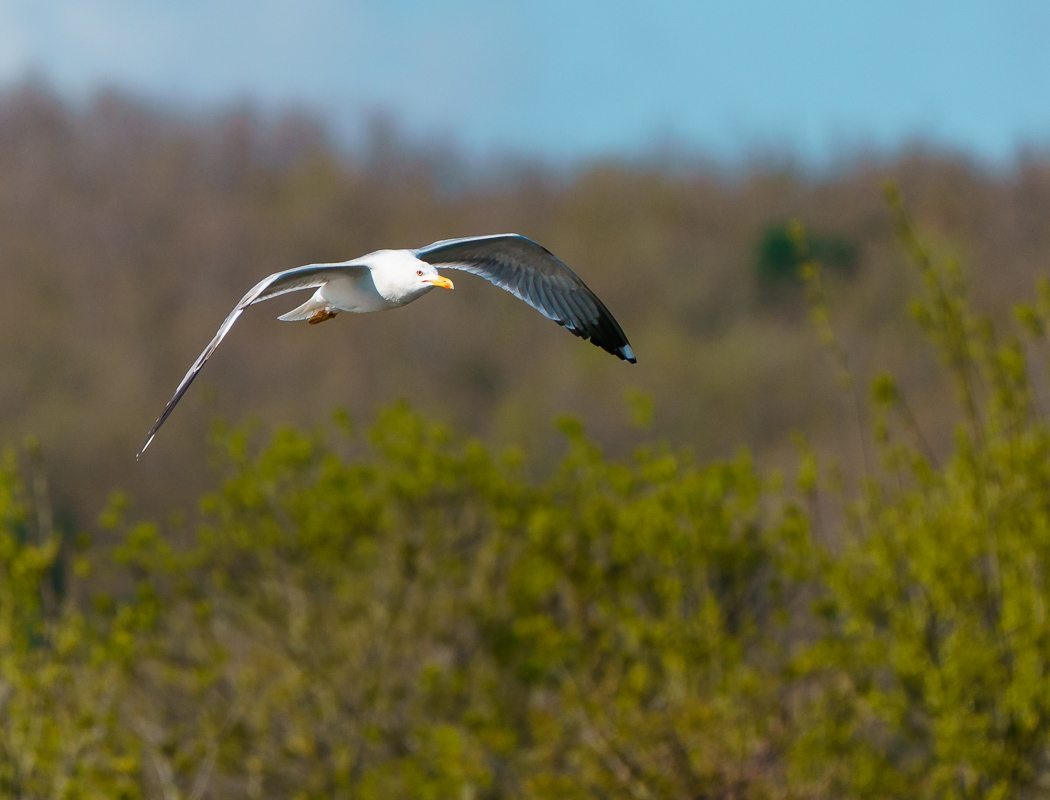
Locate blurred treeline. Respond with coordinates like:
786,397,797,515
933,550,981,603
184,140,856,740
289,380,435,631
7,207,1050,798
6,80,1050,526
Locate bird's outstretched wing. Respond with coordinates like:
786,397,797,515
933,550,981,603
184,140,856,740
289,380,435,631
138,262,362,458
415,234,636,363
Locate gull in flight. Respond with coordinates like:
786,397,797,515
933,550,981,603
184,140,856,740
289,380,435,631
138,234,636,457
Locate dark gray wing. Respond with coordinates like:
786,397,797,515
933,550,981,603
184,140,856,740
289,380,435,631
415,234,636,363
138,262,364,458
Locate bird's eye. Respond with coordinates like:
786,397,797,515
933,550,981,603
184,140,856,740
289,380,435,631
416,270,423,276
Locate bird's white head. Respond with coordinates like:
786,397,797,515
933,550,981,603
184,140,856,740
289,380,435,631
365,249,454,303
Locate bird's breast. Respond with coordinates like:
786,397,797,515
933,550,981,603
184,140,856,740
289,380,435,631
321,273,399,313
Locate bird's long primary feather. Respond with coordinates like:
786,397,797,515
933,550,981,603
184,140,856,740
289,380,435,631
137,262,359,458
415,234,636,363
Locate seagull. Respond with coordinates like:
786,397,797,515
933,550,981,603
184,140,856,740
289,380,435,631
138,234,636,457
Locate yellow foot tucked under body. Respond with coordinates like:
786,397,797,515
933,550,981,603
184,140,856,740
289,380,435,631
308,308,338,325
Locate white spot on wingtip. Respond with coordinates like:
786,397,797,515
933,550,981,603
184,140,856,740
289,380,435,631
137,435,155,460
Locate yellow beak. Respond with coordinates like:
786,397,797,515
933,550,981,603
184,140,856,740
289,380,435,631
425,275,454,290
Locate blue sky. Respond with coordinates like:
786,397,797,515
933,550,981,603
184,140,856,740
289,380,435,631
2,0,1049,162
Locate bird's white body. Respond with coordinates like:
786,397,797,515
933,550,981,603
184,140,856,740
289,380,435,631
279,250,437,320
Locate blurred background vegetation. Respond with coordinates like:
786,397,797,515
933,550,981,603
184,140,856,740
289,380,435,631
7,78,1050,797
6,81,1050,526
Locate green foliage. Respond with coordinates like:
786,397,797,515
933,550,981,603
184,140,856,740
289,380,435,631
0,449,142,799
787,190,1050,799
7,195,1050,797
755,222,858,285
144,405,808,798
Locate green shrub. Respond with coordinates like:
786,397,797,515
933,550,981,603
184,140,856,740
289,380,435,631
789,190,1050,799
92,406,804,798
756,223,858,285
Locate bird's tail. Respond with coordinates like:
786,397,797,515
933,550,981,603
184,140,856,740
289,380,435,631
278,293,330,322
